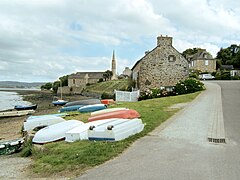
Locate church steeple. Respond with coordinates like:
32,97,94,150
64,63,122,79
111,50,117,80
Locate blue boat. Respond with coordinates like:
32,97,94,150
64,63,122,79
78,104,107,113
59,105,84,113
52,100,68,106
14,104,37,111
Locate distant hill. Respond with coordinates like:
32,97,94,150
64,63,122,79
0,81,46,89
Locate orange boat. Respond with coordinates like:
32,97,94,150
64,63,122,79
101,99,115,105
88,109,140,122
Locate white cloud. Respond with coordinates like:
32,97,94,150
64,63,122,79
0,0,239,82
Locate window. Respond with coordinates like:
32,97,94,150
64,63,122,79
73,79,76,84
168,55,176,62
205,60,209,66
203,53,208,58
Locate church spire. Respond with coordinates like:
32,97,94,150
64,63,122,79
111,50,117,80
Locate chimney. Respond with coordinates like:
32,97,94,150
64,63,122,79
157,35,172,46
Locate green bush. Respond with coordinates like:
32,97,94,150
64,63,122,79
175,78,204,95
101,92,115,100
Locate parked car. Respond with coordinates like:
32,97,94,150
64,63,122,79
199,74,215,80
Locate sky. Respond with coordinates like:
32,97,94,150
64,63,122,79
0,0,239,82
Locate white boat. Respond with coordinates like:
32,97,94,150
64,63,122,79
27,113,68,120
24,116,66,132
88,118,144,141
0,109,35,118
90,108,128,116
32,120,84,144
65,119,118,142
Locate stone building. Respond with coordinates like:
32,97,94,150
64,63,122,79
68,72,104,88
122,67,132,77
131,35,189,92
187,49,216,72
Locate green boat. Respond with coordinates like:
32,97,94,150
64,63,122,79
0,138,24,155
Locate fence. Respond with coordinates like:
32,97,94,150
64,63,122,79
115,90,140,102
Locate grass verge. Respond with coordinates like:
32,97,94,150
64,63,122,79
31,92,201,177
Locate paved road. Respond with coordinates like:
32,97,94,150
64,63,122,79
77,81,240,180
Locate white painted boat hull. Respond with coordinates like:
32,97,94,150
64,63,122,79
32,120,84,144
90,108,128,116
24,116,66,131
88,118,144,141
0,110,35,118
65,119,118,142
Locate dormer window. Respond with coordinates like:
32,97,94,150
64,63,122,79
168,55,176,62
203,53,208,58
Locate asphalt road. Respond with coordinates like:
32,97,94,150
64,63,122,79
78,81,240,180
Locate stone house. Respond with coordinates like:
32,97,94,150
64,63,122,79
187,49,216,72
131,35,189,92
68,72,104,88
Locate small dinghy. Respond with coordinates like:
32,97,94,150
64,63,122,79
52,99,68,106
101,99,115,105
14,104,37,111
24,116,66,132
0,138,24,155
32,120,84,144
65,119,117,142
28,113,68,120
88,118,144,141
59,105,84,113
88,109,140,122
90,108,128,116
0,109,35,118
64,99,101,107
78,104,107,113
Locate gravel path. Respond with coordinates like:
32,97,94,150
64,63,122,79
0,155,32,179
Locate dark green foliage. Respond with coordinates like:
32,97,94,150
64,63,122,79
98,78,103,83
103,70,113,81
40,82,53,90
101,92,115,100
175,78,204,95
21,140,33,157
182,48,201,58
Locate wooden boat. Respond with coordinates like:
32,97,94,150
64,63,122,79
90,107,128,116
24,116,66,132
101,99,115,105
88,118,144,141
0,138,24,155
0,109,35,118
52,99,68,106
59,105,84,113
32,120,84,144
14,104,37,111
88,109,140,122
78,104,107,113
64,99,101,107
65,119,117,142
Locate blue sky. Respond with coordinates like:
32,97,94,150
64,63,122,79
0,0,239,82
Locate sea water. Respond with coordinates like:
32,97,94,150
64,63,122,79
0,90,31,111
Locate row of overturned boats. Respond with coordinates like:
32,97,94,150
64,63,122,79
0,99,144,155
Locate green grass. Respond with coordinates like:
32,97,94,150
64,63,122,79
83,79,129,94
31,92,201,177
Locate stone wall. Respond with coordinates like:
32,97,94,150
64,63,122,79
57,86,83,95
193,59,216,72
138,46,189,91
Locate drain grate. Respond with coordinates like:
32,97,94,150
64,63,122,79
208,138,226,143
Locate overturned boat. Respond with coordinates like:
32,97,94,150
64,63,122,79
14,104,37,111
32,120,84,144
0,138,24,155
64,99,101,107
88,118,144,141
90,107,128,116
78,104,107,113
88,109,140,122
0,109,35,118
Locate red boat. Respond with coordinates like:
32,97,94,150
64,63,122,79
101,99,115,105
88,109,140,122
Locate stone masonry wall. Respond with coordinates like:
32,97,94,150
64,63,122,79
193,59,216,72
138,46,189,91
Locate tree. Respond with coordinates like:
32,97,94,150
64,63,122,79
41,82,52,90
103,70,113,81
182,48,201,58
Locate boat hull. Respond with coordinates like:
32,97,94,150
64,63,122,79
14,104,37,111
88,118,144,141
0,110,35,118
64,99,101,107
0,138,24,155
88,109,140,122
52,100,68,106
78,104,107,113
32,120,84,144
90,108,128,116
59,105,84,113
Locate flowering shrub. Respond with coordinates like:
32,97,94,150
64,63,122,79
138,78,204,101
175,78,204,95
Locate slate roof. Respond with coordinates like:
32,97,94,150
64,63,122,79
187,49,214,61
220,65,234,70
69,72,104,79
